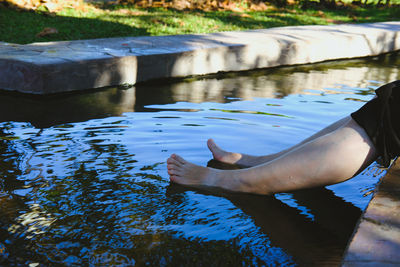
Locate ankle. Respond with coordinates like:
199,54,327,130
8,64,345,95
204,168,225,188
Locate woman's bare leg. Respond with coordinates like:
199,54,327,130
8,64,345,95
167,118,377,195
209,116,352,167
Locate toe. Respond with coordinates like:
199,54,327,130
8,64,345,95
168,168,176,176
169,175,178,183
170,174,183,183
207,138,222,155
167,156,182,166
172,154,186,165
207,139,216,149
167,157,175,165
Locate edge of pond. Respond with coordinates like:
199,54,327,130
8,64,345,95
342,158,400,266
1,21,400,94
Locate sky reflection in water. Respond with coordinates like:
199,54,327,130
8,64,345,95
0,53,398,266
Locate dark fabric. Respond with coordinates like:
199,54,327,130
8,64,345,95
351,80,400,167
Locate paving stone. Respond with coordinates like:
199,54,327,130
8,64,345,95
342,158,400,266
1,21,400,94
342,219,400,266
378,163,400,193
364,191,400,229
0,42,23,53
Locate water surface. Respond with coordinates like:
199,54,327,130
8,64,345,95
0,52,398,266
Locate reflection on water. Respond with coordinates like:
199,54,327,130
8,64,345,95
0,52,397,266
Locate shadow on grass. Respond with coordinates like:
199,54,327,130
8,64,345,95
98,4,400,34
0,4,149,44
2,1,400,45
102,6,322,32
0,2,330,44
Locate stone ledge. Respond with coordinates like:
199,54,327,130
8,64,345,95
1,21,400,94
342,158,400,267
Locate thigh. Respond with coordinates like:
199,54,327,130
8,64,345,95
351,80,400,167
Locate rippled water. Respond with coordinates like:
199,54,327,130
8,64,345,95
1,52,398,266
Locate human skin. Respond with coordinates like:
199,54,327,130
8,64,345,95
166,116,378,195
207,116,353,167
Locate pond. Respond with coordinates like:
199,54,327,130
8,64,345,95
0,52,398,266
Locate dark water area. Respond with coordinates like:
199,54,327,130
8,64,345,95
0,52,398,266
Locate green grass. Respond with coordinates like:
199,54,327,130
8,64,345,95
1,3,400,44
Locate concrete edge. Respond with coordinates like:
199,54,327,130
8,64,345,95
1,21,400,94
342,158,400,266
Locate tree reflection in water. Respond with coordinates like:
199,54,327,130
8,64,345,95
0,125,50,265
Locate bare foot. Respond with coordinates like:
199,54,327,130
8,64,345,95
207,139,242,164
167,154,219,187
166,153,264,194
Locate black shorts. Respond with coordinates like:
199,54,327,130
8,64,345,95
351,80,400,167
